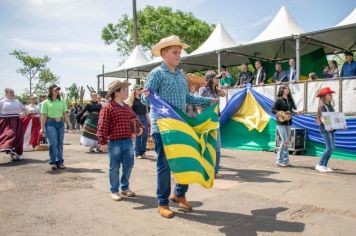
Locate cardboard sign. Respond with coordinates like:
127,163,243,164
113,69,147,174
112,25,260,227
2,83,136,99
322,112,347,131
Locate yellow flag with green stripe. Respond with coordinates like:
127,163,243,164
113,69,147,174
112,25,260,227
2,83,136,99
148,93,219,188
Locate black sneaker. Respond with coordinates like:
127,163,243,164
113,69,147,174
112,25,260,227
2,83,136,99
57,164,66,169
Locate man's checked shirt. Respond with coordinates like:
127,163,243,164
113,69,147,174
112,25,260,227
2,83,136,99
97,100,143,145
142,63,212,134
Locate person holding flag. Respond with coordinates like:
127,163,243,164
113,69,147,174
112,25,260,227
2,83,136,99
142,35,217,219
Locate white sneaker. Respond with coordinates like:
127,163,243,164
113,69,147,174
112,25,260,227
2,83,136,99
136,155,143,159
315,165,327,172
325,167,333,172
277,163,287,167
111,192,122,201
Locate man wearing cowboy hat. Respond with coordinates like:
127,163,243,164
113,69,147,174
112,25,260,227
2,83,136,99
97,80,144,201
142,35,218,218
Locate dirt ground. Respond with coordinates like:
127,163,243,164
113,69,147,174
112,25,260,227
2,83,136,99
1,133,356,236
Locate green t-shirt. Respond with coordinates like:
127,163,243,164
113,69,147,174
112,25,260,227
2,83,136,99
220,74,234,87
41,99,68,118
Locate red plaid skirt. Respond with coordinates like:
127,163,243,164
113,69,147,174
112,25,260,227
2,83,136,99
0,116,24,156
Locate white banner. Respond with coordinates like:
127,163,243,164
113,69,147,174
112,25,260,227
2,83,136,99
219,96,227,112
342,79,356,113
307,80,339,113
253,85,276,101
227,88,243,101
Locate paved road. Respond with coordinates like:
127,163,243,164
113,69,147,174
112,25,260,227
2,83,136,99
1,133,356,236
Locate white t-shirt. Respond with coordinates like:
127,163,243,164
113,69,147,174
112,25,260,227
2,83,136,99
0,98,25,116
289,67,295,81
256,68,262,85
26,104,40,115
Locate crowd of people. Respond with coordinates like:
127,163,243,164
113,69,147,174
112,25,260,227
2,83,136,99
218,51,356,89
0,35,350,219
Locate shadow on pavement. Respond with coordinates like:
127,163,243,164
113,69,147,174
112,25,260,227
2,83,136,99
0,158,47,167
218,166,291,183
283,165,356,176
46,167,104,174
124,194,203,210
124,195,305,236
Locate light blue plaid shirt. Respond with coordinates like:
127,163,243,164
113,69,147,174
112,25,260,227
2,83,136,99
142,63,212,134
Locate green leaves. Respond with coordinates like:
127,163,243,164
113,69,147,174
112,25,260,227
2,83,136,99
65,83,80,102
101,6,214,56
10,50,58,96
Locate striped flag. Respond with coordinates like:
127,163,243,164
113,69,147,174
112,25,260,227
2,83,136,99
148,93,219,188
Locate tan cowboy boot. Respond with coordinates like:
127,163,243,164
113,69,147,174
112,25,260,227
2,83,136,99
158,205,174,218
170,194,193,211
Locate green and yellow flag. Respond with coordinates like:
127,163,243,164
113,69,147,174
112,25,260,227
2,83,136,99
148,93,219,188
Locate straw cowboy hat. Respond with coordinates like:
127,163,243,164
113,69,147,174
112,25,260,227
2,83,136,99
152,35,189,57
317,87,335,97
106,80,131,99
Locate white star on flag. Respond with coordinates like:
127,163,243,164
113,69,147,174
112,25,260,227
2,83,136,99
159,106,169,115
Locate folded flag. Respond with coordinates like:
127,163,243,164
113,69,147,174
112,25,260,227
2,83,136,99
148,93,219,188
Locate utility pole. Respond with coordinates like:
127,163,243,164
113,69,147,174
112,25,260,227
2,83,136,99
132,0,138,47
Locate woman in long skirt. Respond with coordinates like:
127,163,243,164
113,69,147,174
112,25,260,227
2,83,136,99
76,92,102,152
0,88,27,161
22,96,41,151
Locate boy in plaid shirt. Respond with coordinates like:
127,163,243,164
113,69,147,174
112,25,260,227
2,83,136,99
97,81,143,201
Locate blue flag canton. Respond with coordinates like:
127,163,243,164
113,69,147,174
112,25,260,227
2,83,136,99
148,92,184,122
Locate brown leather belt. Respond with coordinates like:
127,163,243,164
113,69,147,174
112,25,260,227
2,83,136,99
47,117,63,122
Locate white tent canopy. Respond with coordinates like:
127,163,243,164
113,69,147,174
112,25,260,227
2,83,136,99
150,49,189,64
190,23,237,55
336,8,356,27
103,45,149,78
180,23,248,71
251,6,304,43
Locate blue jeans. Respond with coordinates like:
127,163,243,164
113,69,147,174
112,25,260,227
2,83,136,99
276,125,291,164
108,139,134,193
153,133,188,206
45,120,65,165
134,115,148,156
215,128,221,174
319,131,335,167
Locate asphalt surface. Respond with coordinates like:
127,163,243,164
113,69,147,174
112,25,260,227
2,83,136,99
1,132,356,236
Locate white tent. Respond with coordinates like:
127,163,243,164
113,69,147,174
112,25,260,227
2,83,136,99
103,45,149,78
150,49,189,64
181,23,248,71
251,6,304,43
189,23,237,55
336,8,356,27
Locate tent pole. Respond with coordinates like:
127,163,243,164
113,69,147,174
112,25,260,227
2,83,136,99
126,70,129,82
102,64,105,91
295,35,301,81
217,51,221,73
97,75,100,93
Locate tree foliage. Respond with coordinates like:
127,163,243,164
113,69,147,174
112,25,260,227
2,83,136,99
65,83,80,103
101,6,215,56
10,50,59,96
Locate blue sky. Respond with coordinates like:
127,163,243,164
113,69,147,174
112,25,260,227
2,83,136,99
0,0,355,96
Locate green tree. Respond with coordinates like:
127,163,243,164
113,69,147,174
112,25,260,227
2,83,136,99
101,6,214,56
17,91,30,105
33,68,59,96
9,50,52,95
65,83,80,103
